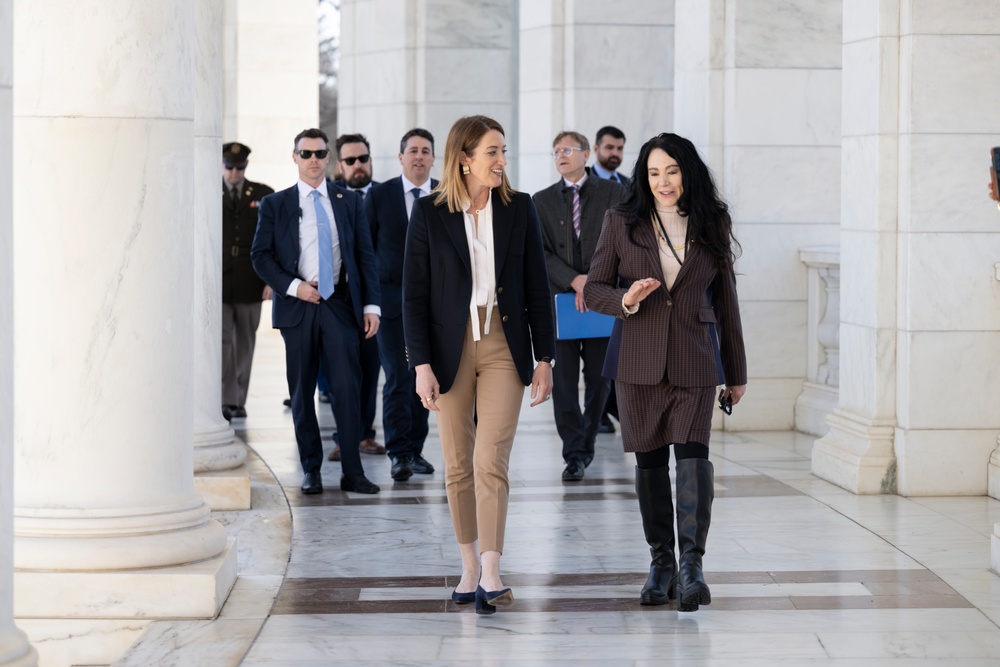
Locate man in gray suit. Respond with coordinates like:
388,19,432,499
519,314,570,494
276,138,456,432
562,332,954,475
533,131,622,481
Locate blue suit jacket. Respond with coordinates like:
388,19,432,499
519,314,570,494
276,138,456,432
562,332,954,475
365,176,439,319
251,179,380,329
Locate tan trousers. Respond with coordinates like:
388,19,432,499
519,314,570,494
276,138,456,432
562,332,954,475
435,307,525,554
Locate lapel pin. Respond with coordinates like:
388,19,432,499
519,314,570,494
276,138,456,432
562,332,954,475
336,193,343,199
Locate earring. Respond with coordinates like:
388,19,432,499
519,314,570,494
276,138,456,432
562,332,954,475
462,165,470,175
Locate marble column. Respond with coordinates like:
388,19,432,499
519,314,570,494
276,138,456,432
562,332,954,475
11,0,236,618
815,1,1000,495
517,0,675,192
0,2,37,663
339,0,516,185
193,0,250,511
223,0,318,188
674,0,842,432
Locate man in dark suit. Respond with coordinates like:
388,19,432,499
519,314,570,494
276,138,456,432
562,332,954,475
366,128,438,481
222,142,274,421
590,125,630,433
534,131,622,481
322,133,385,460
251,128,381,495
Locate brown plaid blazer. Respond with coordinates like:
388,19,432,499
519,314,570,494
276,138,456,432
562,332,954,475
583,209,747,388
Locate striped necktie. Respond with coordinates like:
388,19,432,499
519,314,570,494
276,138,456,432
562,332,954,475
571,184,581,238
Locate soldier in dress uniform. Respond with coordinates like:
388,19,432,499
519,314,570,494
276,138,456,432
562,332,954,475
222,141,274,421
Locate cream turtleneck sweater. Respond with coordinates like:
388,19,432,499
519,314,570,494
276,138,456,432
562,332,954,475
652,205,688,290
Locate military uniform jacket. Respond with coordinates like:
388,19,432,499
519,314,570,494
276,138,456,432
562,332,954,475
223,178,274,303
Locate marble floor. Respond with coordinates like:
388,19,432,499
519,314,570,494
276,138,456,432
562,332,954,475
112,320,1000,666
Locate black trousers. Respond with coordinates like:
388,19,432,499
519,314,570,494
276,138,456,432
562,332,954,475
282,294,364,476
552,335,611,464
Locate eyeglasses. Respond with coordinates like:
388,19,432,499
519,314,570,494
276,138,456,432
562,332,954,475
223,162,247,171
552,147,586,158
295,149,330,160
339,154,370,166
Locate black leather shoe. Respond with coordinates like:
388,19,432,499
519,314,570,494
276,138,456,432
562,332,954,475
301,470,323,495
282,398,292,408
411,455,435,475
233,406,247,419
341,473,380,494
598,416,615,434
562,459,585,482
222,405,234,422
391,456,413,481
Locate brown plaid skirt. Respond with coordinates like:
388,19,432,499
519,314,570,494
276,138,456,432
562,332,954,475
616,381,715,453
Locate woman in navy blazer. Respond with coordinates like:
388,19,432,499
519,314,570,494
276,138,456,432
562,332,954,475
403,115,555,615
585,133,747,612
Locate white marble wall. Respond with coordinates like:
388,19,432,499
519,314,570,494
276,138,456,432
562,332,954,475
815,0,1000,496
518,0,675,193
194,0,249,510
339,0,516,185
223,0,318,189
11,0,234,618
0,0,36,662
674,0,842,431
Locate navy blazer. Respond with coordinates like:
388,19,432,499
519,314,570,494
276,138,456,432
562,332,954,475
250,179,380,329
402,190,556,394
365,176,438,320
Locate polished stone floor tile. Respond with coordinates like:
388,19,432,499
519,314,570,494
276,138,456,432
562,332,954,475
107,320,1000,665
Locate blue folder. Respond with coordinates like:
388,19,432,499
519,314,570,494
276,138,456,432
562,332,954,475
554,293,615,340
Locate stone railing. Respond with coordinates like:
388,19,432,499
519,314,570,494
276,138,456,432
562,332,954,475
795,246,840,436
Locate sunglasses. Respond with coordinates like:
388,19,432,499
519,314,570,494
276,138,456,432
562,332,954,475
339,154,370,166
295,149,330,160
223,162,247,170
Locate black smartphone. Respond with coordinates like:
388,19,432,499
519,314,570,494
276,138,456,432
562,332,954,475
991,147,1000,200
717,389,732,415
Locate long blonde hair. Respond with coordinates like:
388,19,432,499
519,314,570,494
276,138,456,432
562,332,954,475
433,115,515,213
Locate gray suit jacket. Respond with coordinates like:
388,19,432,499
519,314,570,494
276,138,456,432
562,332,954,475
533,172,622,295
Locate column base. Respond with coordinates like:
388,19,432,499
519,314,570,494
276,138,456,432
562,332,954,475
0,628,37,667
193,427,246,474
16,619,145,667
195,463,251,510
14,539,237,619
988,443,1000,500
794,380,837,436
812,409,895,494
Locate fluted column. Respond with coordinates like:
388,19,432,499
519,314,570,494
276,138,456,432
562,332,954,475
193,0,250,511
0,1,37,662
12,0,236,618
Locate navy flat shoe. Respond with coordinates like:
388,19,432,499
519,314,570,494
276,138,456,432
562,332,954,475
475,585,514,614
451,589,476,604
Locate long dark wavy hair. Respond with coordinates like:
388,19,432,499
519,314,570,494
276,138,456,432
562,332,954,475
619,133,740,274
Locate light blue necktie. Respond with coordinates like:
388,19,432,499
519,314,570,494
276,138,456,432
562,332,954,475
311,190,335,299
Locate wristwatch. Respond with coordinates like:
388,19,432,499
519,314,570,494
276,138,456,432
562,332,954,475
538,356,555,368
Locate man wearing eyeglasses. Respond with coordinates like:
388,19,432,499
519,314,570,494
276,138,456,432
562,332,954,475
251,128,382,495
221,142,274,422
533,131,622,482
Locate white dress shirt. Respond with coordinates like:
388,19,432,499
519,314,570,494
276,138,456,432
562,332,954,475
287,179,380,316
401,174,432,220
461,193,496,341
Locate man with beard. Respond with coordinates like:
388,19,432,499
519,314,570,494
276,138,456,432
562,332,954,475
325,133,385,460
590,125,630,434
591,125,631,187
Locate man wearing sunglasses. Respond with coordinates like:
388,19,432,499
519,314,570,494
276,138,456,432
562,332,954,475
221,142,274,422
251,128,382,495
322,133,386,463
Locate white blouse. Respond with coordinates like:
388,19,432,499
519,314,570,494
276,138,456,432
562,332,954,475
461,192,497,341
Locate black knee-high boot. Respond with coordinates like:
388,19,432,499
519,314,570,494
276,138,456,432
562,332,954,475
675,458,714,612
634,466,677,605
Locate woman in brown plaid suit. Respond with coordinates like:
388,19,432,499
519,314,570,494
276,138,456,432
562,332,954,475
584,133,747,612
